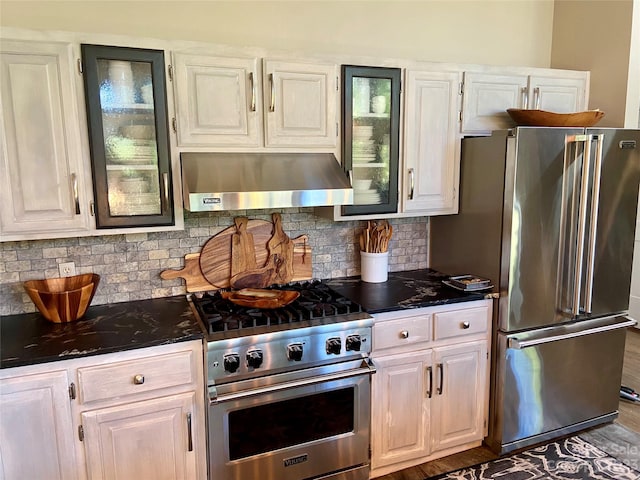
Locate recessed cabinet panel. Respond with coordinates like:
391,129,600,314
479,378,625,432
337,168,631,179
342,65,401,216
82,44,174,228
172,53,261,146
0,40,89,237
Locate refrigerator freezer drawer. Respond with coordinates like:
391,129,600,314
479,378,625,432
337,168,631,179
489,316,634,453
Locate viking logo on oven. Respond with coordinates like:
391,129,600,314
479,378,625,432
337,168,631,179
283,454,308,467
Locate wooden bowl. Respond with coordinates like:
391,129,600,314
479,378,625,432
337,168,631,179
23,274,100,323
506,109,605,127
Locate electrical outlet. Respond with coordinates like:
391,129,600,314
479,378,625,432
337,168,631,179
59,262,76,277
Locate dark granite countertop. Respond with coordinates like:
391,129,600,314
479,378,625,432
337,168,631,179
325,268,493,314
0,296,205,370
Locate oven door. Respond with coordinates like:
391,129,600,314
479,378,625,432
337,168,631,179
208,358,375,480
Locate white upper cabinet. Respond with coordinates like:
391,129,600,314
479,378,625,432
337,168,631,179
461,70,589,134
172,53,261,147
528,74,588,112
403,70,461,215
263,60,337,147
0,39,91,240
172,54,337,149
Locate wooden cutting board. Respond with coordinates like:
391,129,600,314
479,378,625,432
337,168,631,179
159,253,212,293
267,213,295,284
190,218,313,290
199,220,273,288
231,217,257,277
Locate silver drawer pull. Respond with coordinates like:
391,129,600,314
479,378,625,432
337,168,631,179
400,330,409,339
462,321,470,329
133,374,145,385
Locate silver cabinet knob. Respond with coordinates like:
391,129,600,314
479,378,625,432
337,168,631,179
462,321,470,329
133,374,145,385
400,330,409,339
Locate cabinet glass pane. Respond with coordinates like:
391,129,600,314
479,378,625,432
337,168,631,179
97,59,161,217
352,76,391,206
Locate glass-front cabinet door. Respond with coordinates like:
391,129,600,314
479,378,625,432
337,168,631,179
81,45,174,228
342,65,401,216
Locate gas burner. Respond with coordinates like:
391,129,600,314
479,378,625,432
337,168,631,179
190,281,364,336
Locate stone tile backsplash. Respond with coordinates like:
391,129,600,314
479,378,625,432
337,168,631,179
0,209,428,315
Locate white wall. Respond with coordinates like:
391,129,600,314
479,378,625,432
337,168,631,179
551,0,639,127
0,0,554,67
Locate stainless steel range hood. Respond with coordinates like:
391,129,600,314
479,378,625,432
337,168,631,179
181,152,353,211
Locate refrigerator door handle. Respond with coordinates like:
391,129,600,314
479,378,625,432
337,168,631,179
583,134,605,314
508,317,636,349
571,135,592,316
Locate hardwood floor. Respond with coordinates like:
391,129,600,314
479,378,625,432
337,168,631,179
374,327,640,480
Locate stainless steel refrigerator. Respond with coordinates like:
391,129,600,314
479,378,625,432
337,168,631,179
430,127,640,454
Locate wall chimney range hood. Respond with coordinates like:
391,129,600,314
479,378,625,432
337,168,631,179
181,152,353,212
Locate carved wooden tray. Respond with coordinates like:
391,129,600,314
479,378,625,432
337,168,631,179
220,289,300,309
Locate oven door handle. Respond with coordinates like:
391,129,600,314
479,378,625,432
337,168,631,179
209,359,376,404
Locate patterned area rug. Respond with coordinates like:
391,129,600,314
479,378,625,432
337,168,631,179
430,435,640,479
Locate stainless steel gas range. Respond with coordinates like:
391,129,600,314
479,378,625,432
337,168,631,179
189,281,375,480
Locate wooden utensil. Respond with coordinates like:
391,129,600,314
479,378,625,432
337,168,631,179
231,217,257,277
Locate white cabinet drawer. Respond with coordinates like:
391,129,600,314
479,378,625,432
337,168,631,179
373,314,432,351
433,306,489,341
77,350,195,403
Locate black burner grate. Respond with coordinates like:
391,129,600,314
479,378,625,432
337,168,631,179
191,281,363,334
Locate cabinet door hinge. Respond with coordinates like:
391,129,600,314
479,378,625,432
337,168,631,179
336,76,339,91
172,117,177,133
77,58,83,75
458,111,463,122
168,64,174,82
459,82,464,96
78,425,84,442
336,122,339,137
68,382,76,400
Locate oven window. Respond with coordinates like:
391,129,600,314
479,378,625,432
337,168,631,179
228,387,355,460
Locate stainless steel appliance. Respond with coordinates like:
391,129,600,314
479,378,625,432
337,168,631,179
430,127,640,454
190,281,374,480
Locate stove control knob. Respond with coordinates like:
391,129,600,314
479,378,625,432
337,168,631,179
246,349,264,369
223,353,241,373
346,335,362,352
326,337,342,355
287,343,304,361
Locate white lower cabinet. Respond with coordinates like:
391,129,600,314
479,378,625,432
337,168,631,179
0,370,79,480
0,340,206,480
371,351,432,469
370,300,491,478
82,392,198,480
431,341,487,453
